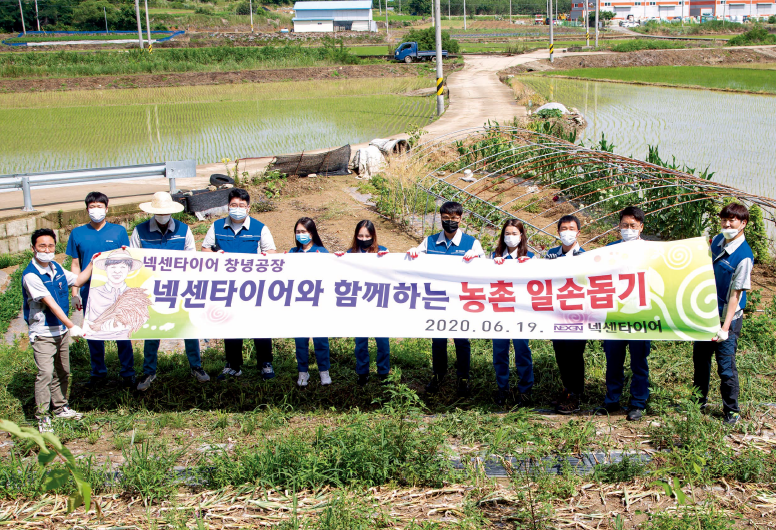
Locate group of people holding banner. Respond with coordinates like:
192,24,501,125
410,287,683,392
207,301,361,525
23,187,753,433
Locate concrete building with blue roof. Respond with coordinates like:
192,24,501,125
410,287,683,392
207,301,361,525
292,1,377,32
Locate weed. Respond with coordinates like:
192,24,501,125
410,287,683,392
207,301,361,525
592,454,646,483
120,441,184,505
641,507,734,530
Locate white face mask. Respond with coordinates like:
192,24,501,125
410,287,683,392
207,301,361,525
721,228,740,240
229,207,248,221
36,252,55,263
559,230,577,247
620,229,640,242
155,214,171,225
88,207,106,223
504,234,521,249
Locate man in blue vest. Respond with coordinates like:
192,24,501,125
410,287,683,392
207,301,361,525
66,192,134,389
202,188,277,381
23,229,95,432
693,202,753,426
596,206,651,422
406,201,485,397
130,192,210,391
545,215,588,414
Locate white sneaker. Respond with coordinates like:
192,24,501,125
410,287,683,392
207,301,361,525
297,372,309,387
320,371,332,386
38,417,53,433
54,406,83,420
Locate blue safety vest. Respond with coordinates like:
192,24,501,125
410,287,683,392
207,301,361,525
545,245,585,258
347,245,388,253
490,250,535,259
213,217,264,254
711,234,753,317
289,244,329,253
22,261,70,327
425,232,476,256
135,219,189,250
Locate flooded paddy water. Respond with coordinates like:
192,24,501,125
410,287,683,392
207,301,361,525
0,78,435,174
520,77,776,198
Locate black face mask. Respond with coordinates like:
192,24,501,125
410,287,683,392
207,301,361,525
442,220,459,233
357,238,373,250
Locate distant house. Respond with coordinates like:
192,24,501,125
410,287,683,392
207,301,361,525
293,1,377,32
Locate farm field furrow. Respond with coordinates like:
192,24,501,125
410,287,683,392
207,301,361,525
0,79,436,174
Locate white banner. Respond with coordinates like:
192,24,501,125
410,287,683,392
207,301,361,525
83,238,720,341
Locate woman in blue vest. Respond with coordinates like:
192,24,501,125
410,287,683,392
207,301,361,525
335,220,391,386
288,217,331,387
490,219,535,408
130,192,210,392
202,188,278,381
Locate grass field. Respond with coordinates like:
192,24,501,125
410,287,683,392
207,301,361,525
0,45,371,78
541,65,776,93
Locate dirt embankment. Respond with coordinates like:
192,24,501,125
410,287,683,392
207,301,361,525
501,47,776,73
0,63,455,94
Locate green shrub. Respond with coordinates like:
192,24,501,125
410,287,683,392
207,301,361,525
535,108,563,119
611,40,686,52
728,25,776,46
399,27,460,54
591,455,645,483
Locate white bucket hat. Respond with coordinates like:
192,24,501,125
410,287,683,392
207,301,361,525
139,192,184,214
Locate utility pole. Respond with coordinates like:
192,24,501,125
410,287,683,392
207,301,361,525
385,3,389,39
249,0,254,32
509,0,512,23
135,0,144,49
549,0,554,62
463,0,466,30
144,0,152,53
585,1,589,46
594,0,599,47
378,0,381,15
104,7,108,33
431,0,434,27
448,0,450,19
18,0,26,35
434,0,444,116
34,0,40,32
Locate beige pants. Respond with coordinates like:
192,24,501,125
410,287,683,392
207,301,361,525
32,332,70,418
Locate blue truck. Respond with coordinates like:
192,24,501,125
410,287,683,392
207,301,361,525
394,41,448,63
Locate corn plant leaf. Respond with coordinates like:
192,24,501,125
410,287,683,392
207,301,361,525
651,481,672,497
0,419,53,458
42,468,70,491
67,492,84,513
672,477,687,505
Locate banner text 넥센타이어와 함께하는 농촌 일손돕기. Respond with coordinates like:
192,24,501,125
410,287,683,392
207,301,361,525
83,238,720,341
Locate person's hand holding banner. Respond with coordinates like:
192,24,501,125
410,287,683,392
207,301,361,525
463,250,479,262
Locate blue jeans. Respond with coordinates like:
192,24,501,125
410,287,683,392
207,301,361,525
295,338,330,372
142,339,202,376
492,339,534,394
604,340,651,410
88,339,135,378
431,338,471,378
693,317,742,414
354,337,390,375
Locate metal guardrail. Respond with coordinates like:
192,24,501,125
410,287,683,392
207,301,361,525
0,160,197,212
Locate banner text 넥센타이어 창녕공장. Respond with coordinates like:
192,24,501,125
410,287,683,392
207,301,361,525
82,237,720,341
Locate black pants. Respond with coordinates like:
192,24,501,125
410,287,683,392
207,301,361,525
692,317,742,414
552,339,587,396
431,338,471,379
224,338,273,371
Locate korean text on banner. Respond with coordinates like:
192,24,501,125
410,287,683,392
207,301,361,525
83,237,720,341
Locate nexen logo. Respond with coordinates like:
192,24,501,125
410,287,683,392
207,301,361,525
554,324,583,333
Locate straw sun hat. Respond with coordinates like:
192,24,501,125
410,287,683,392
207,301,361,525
139,192,184,215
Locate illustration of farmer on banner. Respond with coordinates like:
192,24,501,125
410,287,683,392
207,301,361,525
84,249,151,340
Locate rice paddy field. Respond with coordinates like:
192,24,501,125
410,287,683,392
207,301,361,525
0,78,436,173
519,76,776,197
543,65,776,94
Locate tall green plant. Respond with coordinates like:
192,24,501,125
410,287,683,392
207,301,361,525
0,419,92,513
